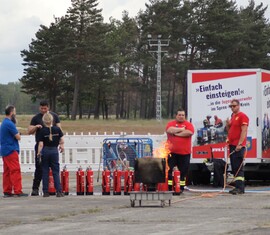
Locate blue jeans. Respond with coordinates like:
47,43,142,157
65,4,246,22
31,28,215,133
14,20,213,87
41,147,61,193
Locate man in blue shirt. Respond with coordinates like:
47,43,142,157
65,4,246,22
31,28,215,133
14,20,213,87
0,105,27,197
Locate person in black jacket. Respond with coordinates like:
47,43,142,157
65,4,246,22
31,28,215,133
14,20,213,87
28,100,61,196
37,112,64,197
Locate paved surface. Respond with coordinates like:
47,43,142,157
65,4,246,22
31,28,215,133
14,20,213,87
0,173,270,235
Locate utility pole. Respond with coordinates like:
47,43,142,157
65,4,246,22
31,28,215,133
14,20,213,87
148,34,169,121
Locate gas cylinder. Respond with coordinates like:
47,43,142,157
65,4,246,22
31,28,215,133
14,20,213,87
113,169,122,195
102,168,111,195
157,177,168,192
61,165,69,195
172,168,181,195
85,166,94,195
133,182,140,191
124,169,134,195
48,168,56,195
133,171,140,191
76,166,85,195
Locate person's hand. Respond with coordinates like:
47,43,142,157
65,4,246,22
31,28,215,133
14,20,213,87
226,118,230,126
36,124,42,129
59,145,64,153
178,127,186,132
235,144,242,152
37,153,42,164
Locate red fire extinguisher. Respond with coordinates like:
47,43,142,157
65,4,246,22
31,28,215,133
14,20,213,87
85,166,94,195
113,169,122,195
102,168,111,195
124,170,134,195
76,166,85,195
61,165,69,195
48,168,56,195
172,168,181,195
157,177,168,192
133,183,140,191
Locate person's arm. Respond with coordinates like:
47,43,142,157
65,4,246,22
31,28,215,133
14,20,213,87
59,136,64,153
53,113,61,127
10,122,21,140
166,126,185,134
37,141,44,156
174,130,193,137
225,118,231,132
28,124,42,135
14,132,21,141
235,125,248,151
174,122,194,137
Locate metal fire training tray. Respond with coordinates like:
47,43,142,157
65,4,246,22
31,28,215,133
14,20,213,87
130,191,172,207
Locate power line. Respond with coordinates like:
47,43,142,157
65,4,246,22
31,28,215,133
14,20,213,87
148,34,170,121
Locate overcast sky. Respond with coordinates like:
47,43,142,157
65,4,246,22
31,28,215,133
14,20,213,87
0,0,269,84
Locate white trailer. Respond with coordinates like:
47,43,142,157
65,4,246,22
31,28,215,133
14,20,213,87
187,69,270,181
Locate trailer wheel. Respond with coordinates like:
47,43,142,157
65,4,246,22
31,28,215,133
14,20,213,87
161,200,165,208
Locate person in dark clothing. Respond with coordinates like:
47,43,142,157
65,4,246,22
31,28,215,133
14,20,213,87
28,100,61,196
37,112,64,197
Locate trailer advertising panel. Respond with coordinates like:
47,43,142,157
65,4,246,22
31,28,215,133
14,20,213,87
261,71,270,159
188,70,258,160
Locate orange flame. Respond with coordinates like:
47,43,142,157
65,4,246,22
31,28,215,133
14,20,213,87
153,141,172,178
153,141,171,159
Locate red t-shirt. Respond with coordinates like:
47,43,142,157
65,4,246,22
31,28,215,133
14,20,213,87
166,120,194,155
228,112,249,146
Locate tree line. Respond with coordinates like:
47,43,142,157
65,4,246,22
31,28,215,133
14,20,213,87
20,0,270,119
0,82,38,115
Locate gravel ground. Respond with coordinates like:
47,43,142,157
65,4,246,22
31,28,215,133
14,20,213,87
0,173,270,235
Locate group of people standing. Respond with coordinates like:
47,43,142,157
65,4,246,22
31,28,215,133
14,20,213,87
0,98,248,197
166,99,248,195
0,101,64,198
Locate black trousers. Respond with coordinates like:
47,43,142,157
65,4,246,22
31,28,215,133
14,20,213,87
168,153,190,189
229,145,245,190
32,143,42,190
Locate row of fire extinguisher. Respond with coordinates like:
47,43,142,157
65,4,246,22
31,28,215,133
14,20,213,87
48,165,70,195
49,166,181,196
49,165,94,195
101,167,181,196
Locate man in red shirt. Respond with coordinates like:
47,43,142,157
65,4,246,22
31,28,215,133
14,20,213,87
166,108,194,194
226,99,249,195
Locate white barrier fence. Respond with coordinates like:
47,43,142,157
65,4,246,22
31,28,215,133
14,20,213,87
1,133,167,173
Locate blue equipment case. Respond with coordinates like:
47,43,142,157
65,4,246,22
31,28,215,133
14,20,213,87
102,137,153,172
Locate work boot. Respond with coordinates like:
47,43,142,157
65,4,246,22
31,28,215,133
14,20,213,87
180,186,185,193
3,192,13,198
43,192,50,197
229,188,244,195
31,189,39,196
56,191,64,197
14,193,29,197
